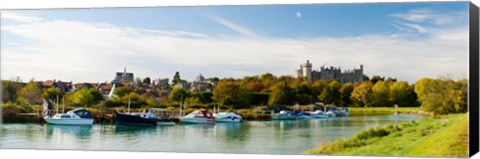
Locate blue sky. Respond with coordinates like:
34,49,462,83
0,2,470,83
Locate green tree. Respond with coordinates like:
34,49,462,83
311,80,328,103
294,82,312,105
389,81,412,106
318,80,341,105
172,71,182,85
371,81,391,106
350,81,374,107
121,92,147,108
41,87,62,101
1,80,22,103
113,87,134,97
169,87,188,104
414,78,467,115
339,82,355,107
268,81,294,106
17,81,42,105
143,77,151,84
68,88,103,107
212,79,248,108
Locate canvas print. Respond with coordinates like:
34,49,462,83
0,2,472,157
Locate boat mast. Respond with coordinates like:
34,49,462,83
128,97,131,113
62,95,65,113
56,95,59,114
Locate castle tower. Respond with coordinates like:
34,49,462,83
303,60,313,82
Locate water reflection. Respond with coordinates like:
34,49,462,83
46,125,93,139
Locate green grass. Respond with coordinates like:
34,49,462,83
347,107,429,115
306,113,469,157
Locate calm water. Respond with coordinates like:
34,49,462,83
1,114,423,154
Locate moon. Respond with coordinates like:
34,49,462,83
296,12,302,18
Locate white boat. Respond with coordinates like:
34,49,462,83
311,110,329,118
214,112,243,123
295,112,314,119
326,109,337,117
42,99,93,125
272,110,296,120
43,108,94,125
179,109,215,124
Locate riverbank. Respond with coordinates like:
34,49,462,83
305,113,468,157
347,107,430,115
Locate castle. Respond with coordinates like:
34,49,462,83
296,60,364,84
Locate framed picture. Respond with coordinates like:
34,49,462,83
1,0,479,159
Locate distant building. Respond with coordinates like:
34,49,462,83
296,60,364,84
189,74,213,92
113,67,134,83
154,78,169,88
38,79,73,93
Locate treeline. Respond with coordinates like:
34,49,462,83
206,74,418,109
1,74,468,115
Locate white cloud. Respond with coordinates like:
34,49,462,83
296,12,302,18
1,12,469,84
391,8,464,26
1,11,42,23
205,15,258,38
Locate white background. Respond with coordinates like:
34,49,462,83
0,0,479,159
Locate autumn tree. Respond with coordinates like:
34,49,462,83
318,80,341,105
389,81,412,106
268,81,294,106
371,81,391,106
339,82,355,107
212,79,248,108
414,78,467,115
113,87,134,97
1,80,22,103
350,81,373,107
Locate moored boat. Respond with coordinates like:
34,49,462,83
214,112,243,123
115,110,175,126
311,110,329,118
295,112,313,119
43,108,94,125
179,109,215,124
42,99,93,125
272,110,296,120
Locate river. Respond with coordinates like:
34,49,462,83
0,113,423,154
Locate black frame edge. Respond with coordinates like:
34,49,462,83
469,2,480,157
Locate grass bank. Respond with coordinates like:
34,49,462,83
347,107,430,115
306,113,469,157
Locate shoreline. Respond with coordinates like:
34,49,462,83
305,113,468,157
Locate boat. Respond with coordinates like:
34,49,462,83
115,98,175,126
340,108,349,116
310,110,329,118
115,110,175,126
272,110,296,120
214,112,243,123
295,112,314,119
42,99,94,125
179,109,215,124
326,109,337,117
43,108,94,125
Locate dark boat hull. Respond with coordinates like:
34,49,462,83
115,112,156,125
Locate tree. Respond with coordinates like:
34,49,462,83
1,80,22,103
172,71,182,85
113,87,134,97
169,87,188,104
212,79,248,108
311,80,328,103
143,77,151,84
350,81,373,107
414,78,467,115
17,81,42,105
294,82,312,105
121,92,147,108
389,81,411,106
371,81,391,106
339,83,355,107
41,87,62,101
318,80,341,105
68,88,103,107
246,81,264,92
370,75,385,84
268,81,294,106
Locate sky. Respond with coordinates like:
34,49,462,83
0,2,470,84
